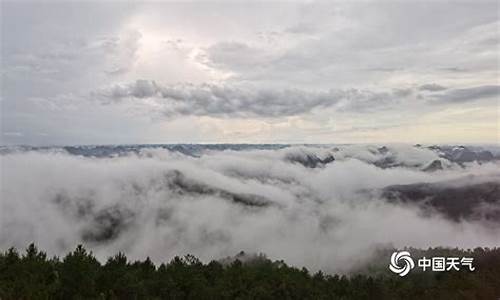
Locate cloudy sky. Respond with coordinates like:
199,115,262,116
1,0,499,145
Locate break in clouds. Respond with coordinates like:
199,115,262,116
1,145,500,273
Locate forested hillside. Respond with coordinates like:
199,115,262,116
1,244,499,299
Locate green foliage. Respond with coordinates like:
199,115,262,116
0,244,499,299
59,244,100,299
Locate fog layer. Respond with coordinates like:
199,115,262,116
1,145,499,273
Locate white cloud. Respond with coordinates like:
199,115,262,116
1,145,499,272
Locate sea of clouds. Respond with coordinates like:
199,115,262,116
1,145,499,273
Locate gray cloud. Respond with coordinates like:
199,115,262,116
4,30,142,80
93,80,416,118
418,84,447,92
432,85,500,104
438,67,469,73
95,81,340,117
197,3,499,88
203,42,273,71
1,1,499,145
88,81,499,119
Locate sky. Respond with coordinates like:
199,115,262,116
1,0,499,145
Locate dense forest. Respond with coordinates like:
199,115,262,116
0,244,499,299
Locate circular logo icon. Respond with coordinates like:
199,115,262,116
389,251,415,277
